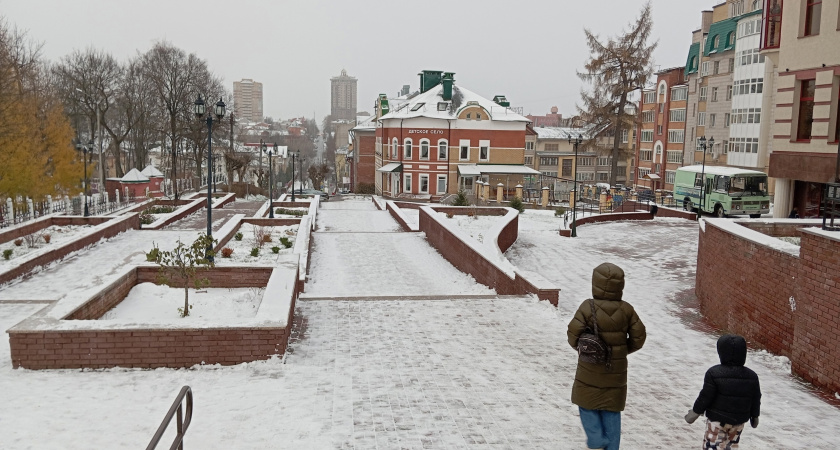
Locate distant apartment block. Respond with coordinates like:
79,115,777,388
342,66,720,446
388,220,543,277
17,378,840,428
233,79,263,123
331,69,357,121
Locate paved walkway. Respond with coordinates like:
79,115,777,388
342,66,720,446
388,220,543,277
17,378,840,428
167,200,263,231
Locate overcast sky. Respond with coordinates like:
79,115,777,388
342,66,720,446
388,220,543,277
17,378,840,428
3,0,716,122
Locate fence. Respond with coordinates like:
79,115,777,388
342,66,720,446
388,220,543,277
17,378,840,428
1,191,144,228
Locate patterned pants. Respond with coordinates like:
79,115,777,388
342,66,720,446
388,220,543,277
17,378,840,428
703,419,745,449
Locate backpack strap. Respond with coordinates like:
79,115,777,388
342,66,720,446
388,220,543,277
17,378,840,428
589,299,599,336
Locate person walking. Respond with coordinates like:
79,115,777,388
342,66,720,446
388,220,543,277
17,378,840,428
684,334,761,450
568,263,646,450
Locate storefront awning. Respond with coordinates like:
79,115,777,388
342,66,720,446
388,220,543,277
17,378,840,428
457,164,482,176
458,164,540,176
644,173,661,180
376,162,402,173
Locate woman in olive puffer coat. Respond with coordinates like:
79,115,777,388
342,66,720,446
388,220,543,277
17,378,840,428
568,263,646,450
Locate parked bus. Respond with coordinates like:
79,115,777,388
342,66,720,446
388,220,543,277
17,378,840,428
674,165,770,218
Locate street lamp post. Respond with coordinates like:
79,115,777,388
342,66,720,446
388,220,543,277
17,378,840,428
290,151,297,202
81,143,91,217
194,94,226,260
567,133,583,237
698,135,714,216
263,142,277,218
300,157,305,192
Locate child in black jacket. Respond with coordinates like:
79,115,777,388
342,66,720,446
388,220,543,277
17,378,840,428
684,334,762,449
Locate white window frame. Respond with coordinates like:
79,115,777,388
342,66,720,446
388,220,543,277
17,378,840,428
419,139,430,160
419,174,429,194
391,138,398,159
459,139,470,161
641,130,654,142
479,140,490,162
665,170,676,184
669,109,686,122
699,86,708,101
698,112,706,126
403,173,412,193
404,138,413,159
436,174,447,194
668,129,685,143
437,139,448,160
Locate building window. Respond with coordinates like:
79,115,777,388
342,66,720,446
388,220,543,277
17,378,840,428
728,137,760,153
669,109,686,122
699,86,708,101
419,174,429,193
714,60,720,75
642,110,655,122
666,151,683,164
562,159,572,177
392,138,398,159
579,157,594,166
640,150,653,161
420,139,430,160
544,143,559,151
524,156,533,166
731,107,761,124
540,157,559,166
641,130,654,142
437,175,447,194
726,85,733,100
638,167,651,179
733,78,764,95
727,33,736,48
479,140,490,161
698,111,706,126
657,125,663,135
404,173,412,193
713,35,721,49
709,114,717,127
797,79,816,140
665,170,676,184
671,87,688,101
404,139,412,159
459,140,470,160
701,61,711,76
643,91,656,104
622,129,629,143
668,130,685,143
525,141,535,151
724,113,731,128
804,0,822,36
712,87,719,101
438,140,448,160
597,157,610,166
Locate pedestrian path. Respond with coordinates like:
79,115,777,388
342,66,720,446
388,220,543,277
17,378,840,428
166,200,263,231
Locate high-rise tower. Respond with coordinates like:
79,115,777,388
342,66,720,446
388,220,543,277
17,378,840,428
233,79,263,123
330,69,357,121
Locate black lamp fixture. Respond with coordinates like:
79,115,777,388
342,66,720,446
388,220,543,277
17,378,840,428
567,133,584,237
262,141,278,218
194,94,226,260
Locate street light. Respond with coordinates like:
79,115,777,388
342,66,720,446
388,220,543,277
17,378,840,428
78,141,93,217
262,142,278,218
300,156,306,193
290,150,298,202
194,94,226,260
698,135,714,216
567,133,583,237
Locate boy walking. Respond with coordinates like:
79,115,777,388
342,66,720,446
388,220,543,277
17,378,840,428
684,334,762,449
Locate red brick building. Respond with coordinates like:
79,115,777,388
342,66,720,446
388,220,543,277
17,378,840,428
349,115,377,193
375,71,536,201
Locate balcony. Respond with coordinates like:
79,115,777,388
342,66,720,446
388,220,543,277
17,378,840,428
761,0,783,50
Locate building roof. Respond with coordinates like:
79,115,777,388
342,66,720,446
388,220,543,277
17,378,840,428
704,17,738,56
140,165,164,178
685,42,701,76
458,164,541,176
678,164,767,176
351,114,377,132
121,168,150,183
379,83,528,123
533,127,591,140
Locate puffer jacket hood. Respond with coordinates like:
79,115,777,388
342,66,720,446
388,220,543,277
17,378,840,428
717,334,747,366
591,263,625,301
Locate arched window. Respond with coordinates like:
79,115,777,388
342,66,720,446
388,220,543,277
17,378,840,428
713,35,720,49
404,138,413,159
437,139,448,160
392,138,398,159
691,56,698,71
727,32,735,47
659,84,666,95
419,139,430,160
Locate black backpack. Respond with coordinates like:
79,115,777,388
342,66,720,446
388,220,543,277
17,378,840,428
577,299,612,369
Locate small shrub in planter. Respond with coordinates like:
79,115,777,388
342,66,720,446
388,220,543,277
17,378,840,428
139,213,154,225
275,208,305,216
555,206,567,217
14,239,23,246
509,197,525,213
271,246,280,254
2,249,12,260
262,234,273,243
220,247,234,258
446,212,454,219
279,237,293,248
145,246,160,262
234,232,243,241
43,234,51,243
453,190,470,206
250,248,259,257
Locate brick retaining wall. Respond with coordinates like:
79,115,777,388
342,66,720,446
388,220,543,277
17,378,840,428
0,215,115,245
0,214,140,286
696,220,840,395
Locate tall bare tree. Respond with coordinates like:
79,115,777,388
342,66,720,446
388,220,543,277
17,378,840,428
140,41,207,199
577,2,656,186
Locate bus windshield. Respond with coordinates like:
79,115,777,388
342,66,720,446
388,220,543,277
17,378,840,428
729,176,768,197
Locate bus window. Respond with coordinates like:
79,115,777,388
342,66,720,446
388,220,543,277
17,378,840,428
694,173,703,188
715,176,729,192
730,176,768,197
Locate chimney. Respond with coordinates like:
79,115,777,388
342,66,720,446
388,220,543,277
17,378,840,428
492,95,510,107
419,70,444,93
377,94,389,119
442,72,455,101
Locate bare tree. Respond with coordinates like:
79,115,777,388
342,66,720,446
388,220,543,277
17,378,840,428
577,1,657,186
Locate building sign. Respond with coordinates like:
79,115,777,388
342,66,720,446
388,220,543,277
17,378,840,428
827,183,840,201
408,129,445,135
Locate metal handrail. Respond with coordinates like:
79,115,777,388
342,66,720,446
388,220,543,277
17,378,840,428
146,386,193,450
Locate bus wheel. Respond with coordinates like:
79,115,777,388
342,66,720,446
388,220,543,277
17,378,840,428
714,205,725,218
683,199,692,211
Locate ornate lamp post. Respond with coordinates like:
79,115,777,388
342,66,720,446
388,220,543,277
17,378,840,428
290,151,297,202
567,133,583,237
698,135,714,215
263,142,278,218
80,141,92,217
194,94,226,260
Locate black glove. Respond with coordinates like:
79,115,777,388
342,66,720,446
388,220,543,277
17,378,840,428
750,417,759,428
685,409,701,424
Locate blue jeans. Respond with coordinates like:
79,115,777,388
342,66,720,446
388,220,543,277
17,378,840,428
579,407,621,450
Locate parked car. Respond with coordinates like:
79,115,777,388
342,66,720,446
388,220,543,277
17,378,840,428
295,189,329,200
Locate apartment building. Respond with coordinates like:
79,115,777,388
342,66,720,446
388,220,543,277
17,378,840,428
331,69,358,121
636,67,688,192
232,79,263,123
761,0,840,217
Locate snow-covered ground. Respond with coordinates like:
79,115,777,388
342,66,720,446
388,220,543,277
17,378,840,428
216,223,297,265
0,224,93,267
99,283,264,320
436,213,501,245
1,197,838,449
